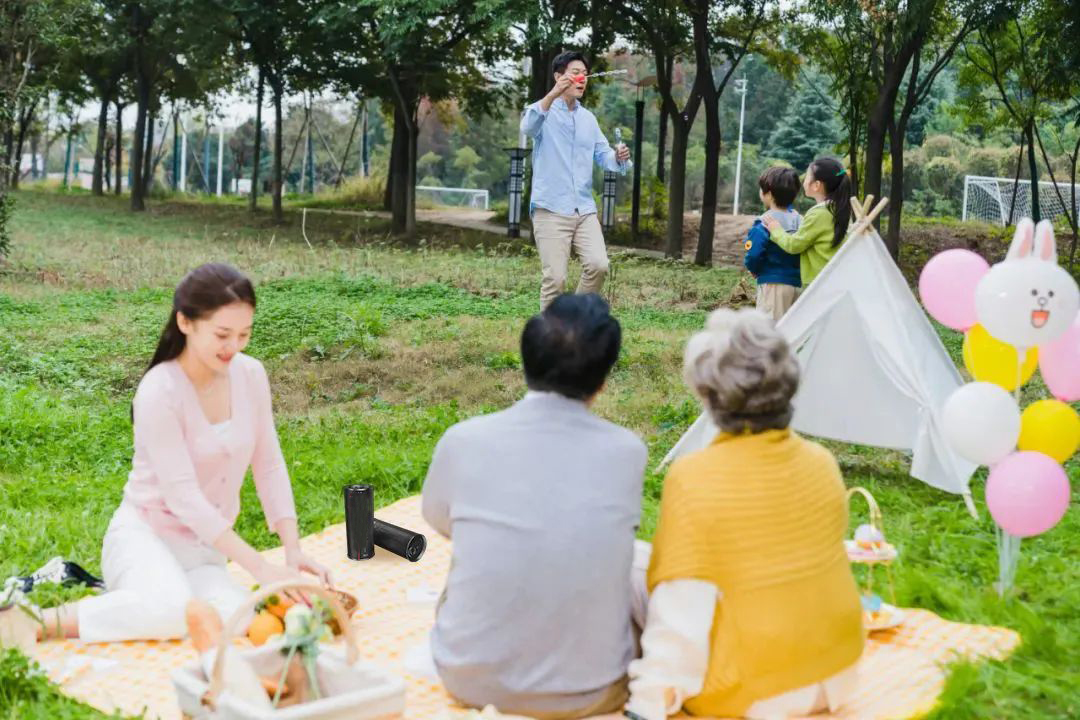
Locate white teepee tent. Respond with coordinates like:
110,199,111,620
662,197,978,513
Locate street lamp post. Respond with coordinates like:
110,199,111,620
733,76,748,216
506,147,528,238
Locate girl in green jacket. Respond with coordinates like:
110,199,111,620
763,157,852,286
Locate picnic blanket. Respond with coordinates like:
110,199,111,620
30,495,1020,720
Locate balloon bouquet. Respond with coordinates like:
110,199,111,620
919,219,1080,595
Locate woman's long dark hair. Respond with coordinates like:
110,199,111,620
808,157,852,248
146,263,257,375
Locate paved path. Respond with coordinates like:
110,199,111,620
305,206,754,264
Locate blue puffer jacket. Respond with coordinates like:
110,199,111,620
743,210,802,287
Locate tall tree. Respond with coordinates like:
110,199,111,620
1,0,86,256
621,0,701,258
512,0,617,102
959,1,1069,225
790,4,877,194
802,0,997,257
77,1,130,196
688,0,778,265
767,78,841,169
123,0,234,211
314,0,512,236
216,0,307,221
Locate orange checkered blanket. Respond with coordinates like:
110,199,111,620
29,496,1019,719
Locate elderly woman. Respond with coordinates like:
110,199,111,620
623,309,863,720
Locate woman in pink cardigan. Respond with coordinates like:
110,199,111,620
37,263,330,642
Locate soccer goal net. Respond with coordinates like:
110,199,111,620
962,175,1079,226
415,186,490,210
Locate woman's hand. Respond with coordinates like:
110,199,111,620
762,215,779,232
253,559,303,588
285,549,334,588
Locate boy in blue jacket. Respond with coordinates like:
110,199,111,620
743,166,803,321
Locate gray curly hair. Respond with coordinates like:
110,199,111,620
683,308,800,434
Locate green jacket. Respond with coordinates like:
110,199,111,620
768,202,839,286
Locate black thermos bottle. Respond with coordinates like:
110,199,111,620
344,484,375,560
373,519,427,562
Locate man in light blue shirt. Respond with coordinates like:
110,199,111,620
520,51,632,309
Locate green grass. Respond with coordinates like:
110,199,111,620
1,188,1078,718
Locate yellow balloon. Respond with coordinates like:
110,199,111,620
963,324,1038,391
1018,399,1080,463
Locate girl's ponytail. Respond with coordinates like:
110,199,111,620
809,157,852,248
147,311,187,373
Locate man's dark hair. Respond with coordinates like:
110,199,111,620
521,293,621,400
758,166,800,208
552,51,588,77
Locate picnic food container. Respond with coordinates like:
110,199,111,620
173,581,405,720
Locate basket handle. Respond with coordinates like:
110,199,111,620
847,486,884,536
204,581,358,707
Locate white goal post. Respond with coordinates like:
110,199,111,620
962,175,1079,226
415,186,490,210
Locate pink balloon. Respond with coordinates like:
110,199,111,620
986,452,1071,538
919,249,990,330
1039,312,1080,401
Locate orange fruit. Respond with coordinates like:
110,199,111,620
247,610,284,646
265,595,295,620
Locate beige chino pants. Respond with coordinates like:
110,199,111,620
532,208,610,310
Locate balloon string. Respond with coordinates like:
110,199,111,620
997,347,1026,598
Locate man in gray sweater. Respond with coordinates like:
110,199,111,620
422,293,648,719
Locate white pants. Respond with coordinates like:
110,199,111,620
77,503,248,643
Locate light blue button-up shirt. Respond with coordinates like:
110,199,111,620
520,98,631,217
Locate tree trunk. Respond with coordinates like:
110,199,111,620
1069,135,1078,271
666,119,690,258
130,3,148,211
30,128,40,180
696,96,720,266
847,118,860,194
885,117,907,259
115,101,124,195
272,80,284,223
1008,137,1024,225
1025,122,1040,223
11,101,36,189
656,58,672,183
3,127,13,179
384,109,403,212
406,122,417,236
104,135,112,191
861,33,923,212
656,103,668,183
131,98,147,210
142,106,155,196
390,103,411,234
863,104,889,211
92,94,110,196
249,66,264,212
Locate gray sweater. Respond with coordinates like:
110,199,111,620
422,391,647,711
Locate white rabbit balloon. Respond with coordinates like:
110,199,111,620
974,219,1080,349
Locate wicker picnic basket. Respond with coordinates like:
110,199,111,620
172,581,405,720
846,486,904,632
